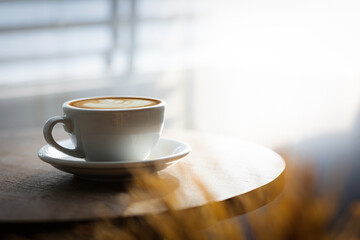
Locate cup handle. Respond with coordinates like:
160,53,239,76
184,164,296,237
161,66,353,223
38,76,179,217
43,116,85,158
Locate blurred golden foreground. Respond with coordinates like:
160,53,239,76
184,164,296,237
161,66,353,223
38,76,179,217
3,155,360,240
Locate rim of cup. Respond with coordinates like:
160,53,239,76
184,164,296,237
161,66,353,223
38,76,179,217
63,96,166,111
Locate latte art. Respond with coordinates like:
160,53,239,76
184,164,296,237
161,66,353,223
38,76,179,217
70,98,159,109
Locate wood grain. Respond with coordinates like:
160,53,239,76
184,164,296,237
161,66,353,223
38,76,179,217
0,128,285,223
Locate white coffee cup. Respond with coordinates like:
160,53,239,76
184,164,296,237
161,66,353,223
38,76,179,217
43,96,165,162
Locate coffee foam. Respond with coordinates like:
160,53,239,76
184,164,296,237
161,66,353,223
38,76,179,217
70,98,159,109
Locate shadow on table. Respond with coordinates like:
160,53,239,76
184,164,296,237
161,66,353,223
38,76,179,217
28,170,179,201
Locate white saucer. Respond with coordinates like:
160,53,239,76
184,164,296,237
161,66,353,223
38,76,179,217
38,138,191,181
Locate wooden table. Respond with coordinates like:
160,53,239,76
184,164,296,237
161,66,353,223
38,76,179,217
0,128,285,225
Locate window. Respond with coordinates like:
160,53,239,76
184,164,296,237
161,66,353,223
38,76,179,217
0,0,195,87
